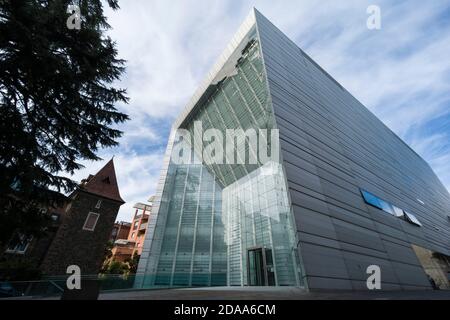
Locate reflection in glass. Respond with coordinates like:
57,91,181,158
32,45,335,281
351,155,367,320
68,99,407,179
139,26,303,288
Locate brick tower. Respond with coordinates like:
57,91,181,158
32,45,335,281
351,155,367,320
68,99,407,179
41,159,125,276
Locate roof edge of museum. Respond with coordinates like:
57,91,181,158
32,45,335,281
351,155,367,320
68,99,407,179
172,9,258,130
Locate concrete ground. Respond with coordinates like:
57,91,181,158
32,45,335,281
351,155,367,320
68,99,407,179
97,286,450,300
3,286,450,300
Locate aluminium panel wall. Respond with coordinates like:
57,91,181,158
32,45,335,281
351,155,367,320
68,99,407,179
254,9,450,290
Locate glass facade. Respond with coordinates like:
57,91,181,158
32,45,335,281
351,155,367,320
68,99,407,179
139,26,304,288
223,162,300,286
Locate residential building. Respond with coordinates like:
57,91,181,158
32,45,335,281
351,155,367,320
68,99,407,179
136,9,450,290
110,221,132,243
128,202,152,257
1,205,66,279
109,202,152,263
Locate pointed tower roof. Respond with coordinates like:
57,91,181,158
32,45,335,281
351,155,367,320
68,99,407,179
80,158,125,203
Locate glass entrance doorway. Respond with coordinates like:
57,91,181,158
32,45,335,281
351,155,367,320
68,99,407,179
247,247,275,286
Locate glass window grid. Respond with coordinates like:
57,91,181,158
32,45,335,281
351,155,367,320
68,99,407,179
144,34,302,288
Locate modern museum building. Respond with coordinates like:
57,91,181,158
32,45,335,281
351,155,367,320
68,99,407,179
136,9,450,291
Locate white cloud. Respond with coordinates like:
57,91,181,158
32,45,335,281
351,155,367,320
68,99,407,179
111,152,165,221
67,151,165,222
248,0,450,190
409,133,450,192
103,0,247,119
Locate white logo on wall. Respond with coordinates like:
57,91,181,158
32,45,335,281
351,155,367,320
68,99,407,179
366,5,381,30
66,265,81,290
66,5,81,30
366,265,381,290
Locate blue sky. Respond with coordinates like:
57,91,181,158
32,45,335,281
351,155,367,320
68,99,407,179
69,0,450,222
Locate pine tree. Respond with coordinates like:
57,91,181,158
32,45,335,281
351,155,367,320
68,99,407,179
0,0,129,244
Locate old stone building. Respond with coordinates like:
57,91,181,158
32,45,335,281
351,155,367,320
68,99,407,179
40,159,125,276
1,159,125,279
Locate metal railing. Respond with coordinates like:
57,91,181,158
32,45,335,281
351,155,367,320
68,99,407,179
0,272,227,299
0,274,143,299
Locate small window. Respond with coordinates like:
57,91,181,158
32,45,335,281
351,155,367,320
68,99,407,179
392,206,404,218
6,234,33,254
83,212,100,231
404,211,422,227
95,200,102,209
133,220,139,230
131,232,135,239
361,190,382,210
50,214,60,222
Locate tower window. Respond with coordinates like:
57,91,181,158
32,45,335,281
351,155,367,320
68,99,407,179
83,212,100,231
95,200,102,209
5,234,33,254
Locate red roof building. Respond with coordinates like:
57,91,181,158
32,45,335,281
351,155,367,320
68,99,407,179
79,159,125,204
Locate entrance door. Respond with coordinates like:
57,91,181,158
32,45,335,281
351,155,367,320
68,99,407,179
247,247,275,286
